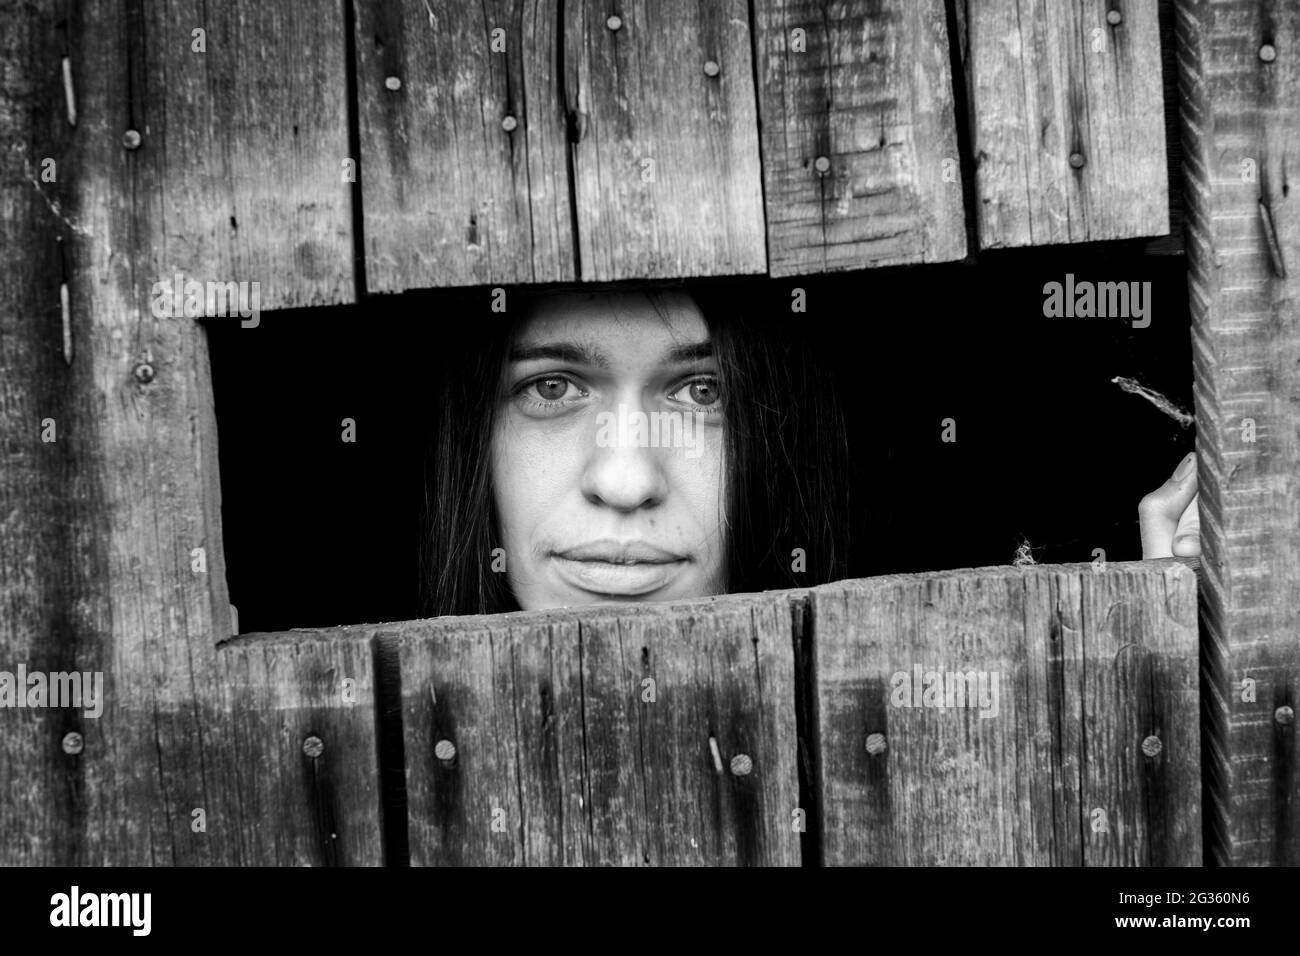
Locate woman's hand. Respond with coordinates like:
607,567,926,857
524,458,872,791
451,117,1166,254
1138,453,1201,558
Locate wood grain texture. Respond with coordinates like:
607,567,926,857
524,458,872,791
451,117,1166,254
354,0,574,291
752,0,968,275
219,631,383,865
564,0,767,280
811,562,1199,866
148,0,354,308
385,592,800,866
966,0,1170,247
1177,0,1300,866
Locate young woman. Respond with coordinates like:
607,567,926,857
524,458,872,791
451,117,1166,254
420,283,1200,616
420,284,851,615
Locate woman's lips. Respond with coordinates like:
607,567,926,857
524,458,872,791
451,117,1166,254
551,541,688,596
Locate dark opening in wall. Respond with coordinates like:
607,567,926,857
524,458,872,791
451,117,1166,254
208,244,1191,634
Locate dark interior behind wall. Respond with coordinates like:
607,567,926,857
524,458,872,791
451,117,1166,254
208,244,1192,634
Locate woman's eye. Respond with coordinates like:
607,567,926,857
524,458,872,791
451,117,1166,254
513,374,588,409
670,376,722,410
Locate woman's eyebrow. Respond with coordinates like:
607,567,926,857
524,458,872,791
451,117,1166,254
508,342,609,367
665,341,714,363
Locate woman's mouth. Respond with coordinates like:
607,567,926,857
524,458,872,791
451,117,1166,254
551,541,688,596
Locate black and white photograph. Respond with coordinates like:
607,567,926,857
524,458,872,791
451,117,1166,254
1,0,1295,938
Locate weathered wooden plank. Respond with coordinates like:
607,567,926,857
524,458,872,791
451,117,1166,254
564,0,767,280
218,632,383,865
1177,0,1300,866
388,592,800,866
752,0,968,275
966,0,1170,247
812,562,1199,866
150,0,354,308
354,0,574,291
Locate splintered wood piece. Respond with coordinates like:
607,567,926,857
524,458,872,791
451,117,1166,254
752,0,968,274
811,561,1199,866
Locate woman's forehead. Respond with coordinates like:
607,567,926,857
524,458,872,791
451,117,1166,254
515,290,709,348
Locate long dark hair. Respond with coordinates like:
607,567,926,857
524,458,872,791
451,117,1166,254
419,280,851,617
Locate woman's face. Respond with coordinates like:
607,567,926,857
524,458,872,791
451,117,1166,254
490,290,727,609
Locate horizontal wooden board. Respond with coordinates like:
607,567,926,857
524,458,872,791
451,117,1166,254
811,561,1199,865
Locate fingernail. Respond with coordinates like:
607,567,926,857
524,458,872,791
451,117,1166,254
1173,454,1195,480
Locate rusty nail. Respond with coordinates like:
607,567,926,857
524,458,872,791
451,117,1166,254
814,155,830,174
1106,9,1122,26
302,735,324,758
1276,705,1294,726
1259,44,1277,63
1141,734,1162,757
606,15,622,31
865,732,887,755
729,753,752,776
704,60,720,77
434,739,457,760
122,129,142,150
708,736,723,772
385,75,402,91
501,115,518,132
1069,152,1086,169
62,731,84,755
133,362,155,384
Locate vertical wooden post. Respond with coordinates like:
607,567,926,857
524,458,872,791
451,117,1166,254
1177,0,1300,865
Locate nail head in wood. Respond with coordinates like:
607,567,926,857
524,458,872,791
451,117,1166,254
501,115,518,132
1259,44,1277,63
865,732,887,755
1276,705,1294,726
1069,152,1086,169
62,731,84,755
704,60,720,77
302,735,324,758
606,15,622,31
122,129,142,150
434,738,457,760
814,155,830,174
1141,734,1162,757
385,75,402,91
729,753,752,776
133,362,155,384
1106,9,1122,26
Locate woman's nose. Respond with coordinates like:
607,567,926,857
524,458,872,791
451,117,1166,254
580,403,669,511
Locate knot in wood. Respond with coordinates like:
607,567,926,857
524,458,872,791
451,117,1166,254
729,754,752,776
865,732,887,755
704,61,720,77
384,76,402,91
62,731,84,755
302,735,325,758
133,362,155,384
606,15,622,31
434,739,457,760
1141,734,1162,757
1105,9,1122,25
122,129,142,150
1275,705,1294,726
1259,44,1277,63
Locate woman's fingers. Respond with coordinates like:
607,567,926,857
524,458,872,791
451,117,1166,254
1139,453,1198,558
1172,491,1201,557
